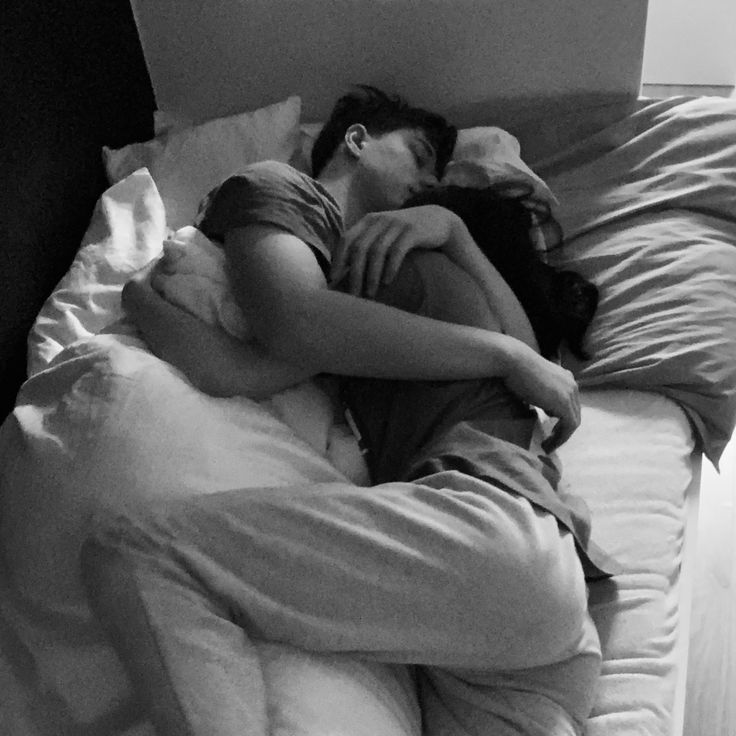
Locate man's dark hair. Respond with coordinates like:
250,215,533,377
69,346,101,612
404,185,598,361
311,85,457,178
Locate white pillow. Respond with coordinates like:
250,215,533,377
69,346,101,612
442,126,558,206
103,96,302,230
293,122,556,206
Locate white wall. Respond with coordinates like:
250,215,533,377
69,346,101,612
131,0,648,125
643,0,736,85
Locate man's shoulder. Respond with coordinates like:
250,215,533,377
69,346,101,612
235,160,315,188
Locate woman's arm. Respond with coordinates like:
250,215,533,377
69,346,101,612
329,205,539,351
122,279,313,399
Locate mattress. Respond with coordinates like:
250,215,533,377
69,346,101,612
555,389,698,736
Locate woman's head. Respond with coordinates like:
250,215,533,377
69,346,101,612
403,185,598,360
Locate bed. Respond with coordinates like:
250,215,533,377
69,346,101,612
1,1,735,735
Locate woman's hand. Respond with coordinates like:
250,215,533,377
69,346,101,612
330,205,463,297
501,341,581,452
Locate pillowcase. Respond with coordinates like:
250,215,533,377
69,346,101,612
544,96,736,466
293,123,557,206
103,96,302,230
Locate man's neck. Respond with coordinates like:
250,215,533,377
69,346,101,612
315,163,367,230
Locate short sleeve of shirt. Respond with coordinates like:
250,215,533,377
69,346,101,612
194,161,344,274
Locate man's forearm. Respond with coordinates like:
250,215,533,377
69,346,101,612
257,285,519,381
223,226,521,383
123,281,313,398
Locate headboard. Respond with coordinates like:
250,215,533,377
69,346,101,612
131,0,648,162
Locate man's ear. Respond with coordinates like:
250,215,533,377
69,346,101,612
344,124,369,159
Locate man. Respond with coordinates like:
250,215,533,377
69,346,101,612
82,87,601,736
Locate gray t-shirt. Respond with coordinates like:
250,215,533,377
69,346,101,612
195,160,343,277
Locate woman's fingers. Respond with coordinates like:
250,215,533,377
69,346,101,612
540,370,580,452
504,350,580,451
348,220,392,296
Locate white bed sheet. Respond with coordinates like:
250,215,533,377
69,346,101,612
557,389,696,736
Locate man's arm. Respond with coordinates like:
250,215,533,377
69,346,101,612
225,224,522,380
122,279,313,399
225,224,580,449
328,206,539,351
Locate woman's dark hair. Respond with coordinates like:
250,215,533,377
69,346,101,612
403,185,598,360
311,85,457,179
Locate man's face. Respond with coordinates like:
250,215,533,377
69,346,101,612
356,128,439,211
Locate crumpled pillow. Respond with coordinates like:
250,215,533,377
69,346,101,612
442,126,558,206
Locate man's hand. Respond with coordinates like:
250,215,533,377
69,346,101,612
501,341,581,452
330,205,463,297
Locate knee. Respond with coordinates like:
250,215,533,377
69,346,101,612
523,556,589,662
484,524,589,662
